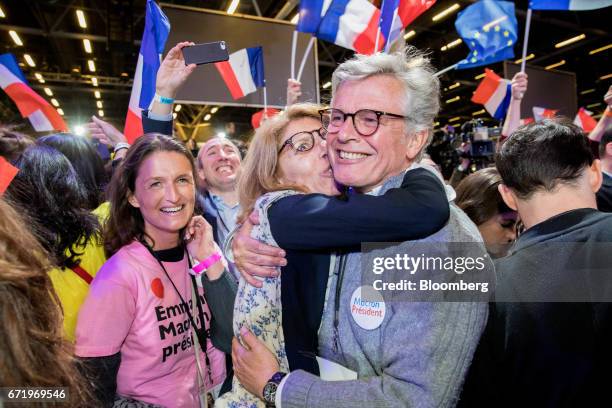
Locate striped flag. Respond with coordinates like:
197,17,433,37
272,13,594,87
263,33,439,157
471,69,511,120
0,53,67,132
533,106,558,122
215,47,265,100
379,0,435,52
124,0,170,143
530,0,612,11
574,107,597,132
317,0,383,54
296,0,333,33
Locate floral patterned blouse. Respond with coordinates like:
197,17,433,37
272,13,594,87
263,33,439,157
216,190,298,408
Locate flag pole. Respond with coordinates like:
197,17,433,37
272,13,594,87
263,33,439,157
291,30,298,79
374,27,381,53
520,9,532,73
263,85,268,115
434,63,458,77
296,37,315,82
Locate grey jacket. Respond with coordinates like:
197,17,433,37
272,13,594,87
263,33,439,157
281,171,491,408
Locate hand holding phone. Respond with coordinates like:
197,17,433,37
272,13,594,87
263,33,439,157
182,41,230,66
156,42,197,99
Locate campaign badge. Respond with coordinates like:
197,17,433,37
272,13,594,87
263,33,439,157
350,285,386,330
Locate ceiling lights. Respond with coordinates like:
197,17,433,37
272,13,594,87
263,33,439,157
441,39,462,51
545,60,565,70
76,10,87,28
9,30,22,46
514,54,535,64
432,4,460,22
554,33,585,49
83,39,92,53
227,0,239,14
589,43,612,55
23,54,35,67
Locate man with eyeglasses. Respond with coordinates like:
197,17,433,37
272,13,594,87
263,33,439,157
231,48,491,408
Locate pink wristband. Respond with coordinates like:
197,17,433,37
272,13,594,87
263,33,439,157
191,252,222,275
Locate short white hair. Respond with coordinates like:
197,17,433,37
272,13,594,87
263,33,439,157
332,46,440,137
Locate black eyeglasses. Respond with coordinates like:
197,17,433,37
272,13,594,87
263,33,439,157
319,108,408,136
278,127,327,153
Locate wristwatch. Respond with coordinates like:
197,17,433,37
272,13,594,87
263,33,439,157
262,371,287,407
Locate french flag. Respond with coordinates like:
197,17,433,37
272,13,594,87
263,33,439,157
530,0,612,10
297,0,333,34
0,53,67,132
574,107,597,132
215,47,265,100
317,0,383,55
533,106,558,122
124,0,170,143
471,69,511,120
379,0,435,52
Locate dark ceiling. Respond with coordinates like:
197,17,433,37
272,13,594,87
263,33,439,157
0,0,610,140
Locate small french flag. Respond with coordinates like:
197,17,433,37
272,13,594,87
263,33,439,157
215,47,265,100
379,0,435,52
533,106,558,122
530,0,612,11
0,53,67,132
317,0,383,55
573,107,597,132
471,69,512,120
124,0,170,143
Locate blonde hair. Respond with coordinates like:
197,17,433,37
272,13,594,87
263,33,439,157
238,103,322,222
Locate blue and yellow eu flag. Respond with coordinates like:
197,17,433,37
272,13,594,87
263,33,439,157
455,0,517,70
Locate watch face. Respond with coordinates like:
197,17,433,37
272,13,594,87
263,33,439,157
263,381,278,403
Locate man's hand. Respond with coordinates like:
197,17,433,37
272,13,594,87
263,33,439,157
87,116,127,148
156,41,197,98
232,217,287,288
232,328,280,399
287,78,302,106
511,72,528,100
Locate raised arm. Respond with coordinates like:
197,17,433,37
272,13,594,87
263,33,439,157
269,167,449,250
142,42,196,135
588,85,612,142
501,72,528,138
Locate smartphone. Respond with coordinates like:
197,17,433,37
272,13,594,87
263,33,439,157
182,41,229,65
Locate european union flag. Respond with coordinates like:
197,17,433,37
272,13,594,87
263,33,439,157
454,0,517,70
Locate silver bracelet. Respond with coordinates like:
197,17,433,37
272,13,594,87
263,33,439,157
114,142,130,153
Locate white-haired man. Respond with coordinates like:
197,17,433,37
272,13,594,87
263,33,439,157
231,48,492,407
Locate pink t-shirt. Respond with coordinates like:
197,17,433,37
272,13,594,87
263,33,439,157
75,241,226,408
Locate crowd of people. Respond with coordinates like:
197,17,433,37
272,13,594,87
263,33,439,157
1,40,612,408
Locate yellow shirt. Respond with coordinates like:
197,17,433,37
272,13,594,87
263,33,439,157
48,202,109,341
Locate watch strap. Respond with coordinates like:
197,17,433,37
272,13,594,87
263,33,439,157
262,372,287,406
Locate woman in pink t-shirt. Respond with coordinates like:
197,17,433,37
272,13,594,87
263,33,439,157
76,134,226,407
